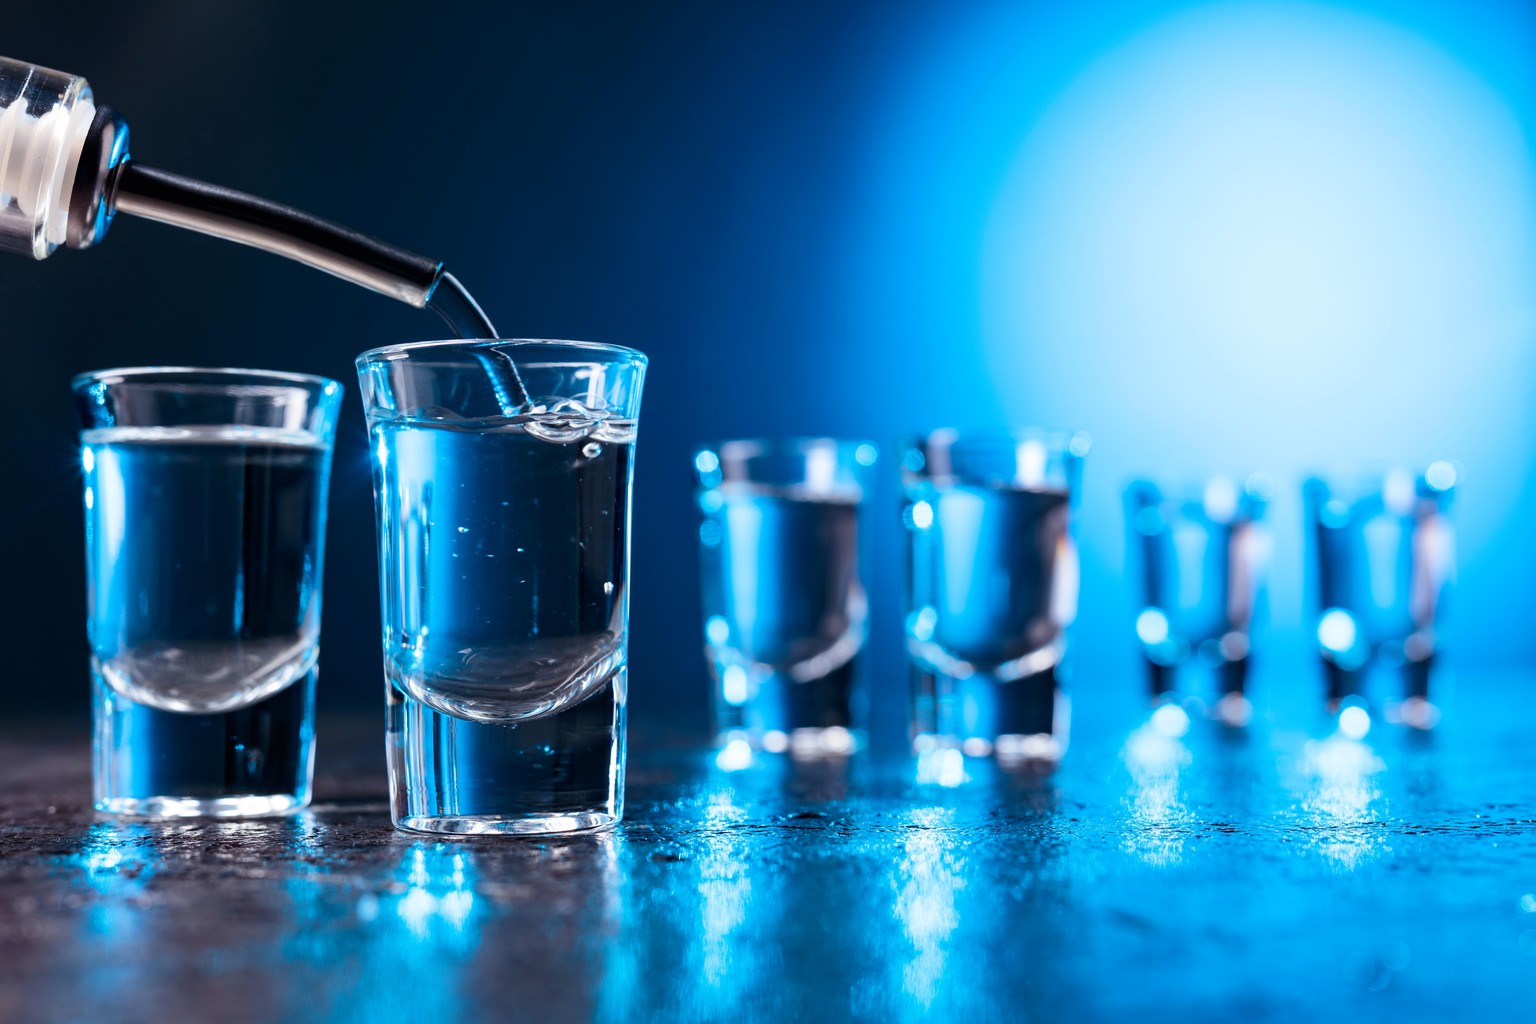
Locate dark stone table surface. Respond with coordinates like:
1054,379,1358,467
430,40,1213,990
2,675,1535,1023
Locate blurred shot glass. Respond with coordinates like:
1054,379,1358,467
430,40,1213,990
1124,475,1272,726
696,439,877,759
902,429,1088,769
1304,462,1457,730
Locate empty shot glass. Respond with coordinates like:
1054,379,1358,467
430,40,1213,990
358,339,646,835
902,429,1088,766
75,367,342,817
1304,463,1457,728
1124,475,1272,725
695,439,877,758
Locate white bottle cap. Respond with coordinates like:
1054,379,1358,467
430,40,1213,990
0,58,97,259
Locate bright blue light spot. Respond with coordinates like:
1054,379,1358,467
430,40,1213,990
1136,607,1170,646
1425,460,1458,492
855,443,879,467
706,615,730,646
911,500,934,530
721,665,748,705
1338,705,1372,740
1150,701,1190,739
1318,608,1359,653
716,738,753,771
695,450,720,475
81,447,95,473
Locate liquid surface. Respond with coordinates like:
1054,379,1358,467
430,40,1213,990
82,426,330,714
906,483,1074,677
373,404,634,724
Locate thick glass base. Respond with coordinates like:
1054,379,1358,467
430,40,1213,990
716,725,864,758
395,811,619,836
912,665,1070,768
93,671,316,818
714,660,862,748
388,671,625,837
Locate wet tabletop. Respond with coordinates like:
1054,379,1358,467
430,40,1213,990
2,677,1535,1023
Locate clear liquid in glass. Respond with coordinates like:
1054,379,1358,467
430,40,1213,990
373,405,634,833
906,482,1073,749
83,425,329,815
702,485,867,745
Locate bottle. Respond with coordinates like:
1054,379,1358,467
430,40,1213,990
0,55,489,326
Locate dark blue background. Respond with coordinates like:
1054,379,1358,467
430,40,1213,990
2,1,1532,739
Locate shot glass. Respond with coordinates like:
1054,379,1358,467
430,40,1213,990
358,339,646,835
1304,463,1457,728
74,367,342,817
1124,475,1272,725
695,439,877,758
902,429,1088,766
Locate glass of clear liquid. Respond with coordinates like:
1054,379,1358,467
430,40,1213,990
1304,463,1457,730
902,429,1088,768
74,367,342,817
695,438,878,759
357,339,646,835
1124,475,1273,726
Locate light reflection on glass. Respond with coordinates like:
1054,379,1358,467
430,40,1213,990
915,747,969,787
1122,705,1194,867
894,807,964,1009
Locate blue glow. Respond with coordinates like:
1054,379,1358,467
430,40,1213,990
852,0,1536,684
1425,459,1458,492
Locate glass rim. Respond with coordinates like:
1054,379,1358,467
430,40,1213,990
353,337,648,368
907,426,1091,455
70,365,341,393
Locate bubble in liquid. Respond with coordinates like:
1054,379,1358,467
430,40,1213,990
582,442,602,458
